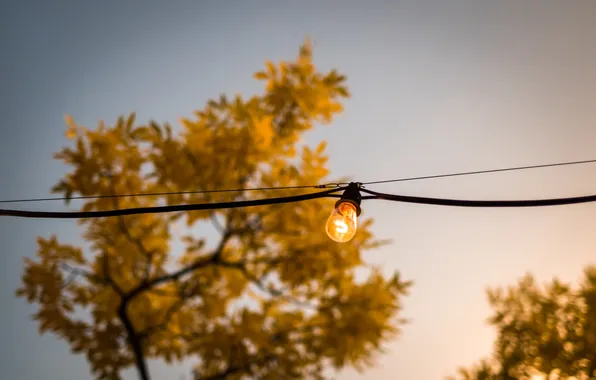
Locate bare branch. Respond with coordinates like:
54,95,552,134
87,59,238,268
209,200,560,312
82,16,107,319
147,288,180,298
118,301,151,380
59,263,94,289
126,228,233,302
194,322,322,380
217,259,318,310
209,212,226,235
139,286,189,340
196,354,277,380
60,262,125,297
61,263,96,281
183,147,202,175
97,233,125,296
60,271,78,290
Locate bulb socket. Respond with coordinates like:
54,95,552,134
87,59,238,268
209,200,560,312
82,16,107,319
335,182,362,216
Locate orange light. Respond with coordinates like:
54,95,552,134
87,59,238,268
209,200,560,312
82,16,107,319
325,201,358,243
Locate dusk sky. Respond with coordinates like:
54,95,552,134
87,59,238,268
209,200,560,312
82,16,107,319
1,1,596,379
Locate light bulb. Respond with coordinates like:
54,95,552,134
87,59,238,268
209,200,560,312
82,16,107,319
326,201,358,243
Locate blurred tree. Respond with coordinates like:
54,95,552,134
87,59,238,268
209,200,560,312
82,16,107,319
448,267,596,380
16,40,411,380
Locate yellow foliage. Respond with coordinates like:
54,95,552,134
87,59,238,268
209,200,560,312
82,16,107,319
16,39,410,380
64,114,79,140
449,267,596,380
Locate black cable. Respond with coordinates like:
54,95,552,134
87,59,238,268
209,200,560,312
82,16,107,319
0,187,344,219
360,188,596,208
361,158,596,185
2,158,596,219
4,184,596,220
0,184,340,205
3,158,595,205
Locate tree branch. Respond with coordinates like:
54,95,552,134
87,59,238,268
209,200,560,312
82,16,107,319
97,234,126,297
108,175,157,282
60,261,125,297
118,301,151,380
59,271,78,290
105,174,153,380
217,259,317,310
138,283,192,340
196,354,277,380
61,263,97,282
140,300,186,340
194,323,321,380
209,212,225,235
59,263,95,290
125,223,233,302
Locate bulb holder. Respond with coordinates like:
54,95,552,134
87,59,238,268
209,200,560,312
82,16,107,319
335,182,362,216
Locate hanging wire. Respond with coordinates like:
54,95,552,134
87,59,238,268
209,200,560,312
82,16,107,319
1,158,596,219
0,183,342,205
1,158,594,205
360,158,596,185
359,188,596,208
0,187,345,219
3,184,596,220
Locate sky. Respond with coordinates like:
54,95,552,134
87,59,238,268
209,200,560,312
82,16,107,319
1,1,596,379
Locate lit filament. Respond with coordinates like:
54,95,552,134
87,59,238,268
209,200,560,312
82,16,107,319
325,202,358,243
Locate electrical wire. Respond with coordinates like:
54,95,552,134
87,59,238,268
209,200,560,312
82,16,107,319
0,187,344,219
2,158,596,219
360,158,596,186
2,158,595,205
359,188,596,208
3,185,596,220
0,184,339,205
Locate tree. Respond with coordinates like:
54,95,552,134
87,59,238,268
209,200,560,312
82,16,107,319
448,266,596,380
16,40,411,380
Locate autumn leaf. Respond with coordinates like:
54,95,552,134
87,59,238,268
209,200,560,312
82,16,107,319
64,114,78,140
449,267,596,380
17,38,407,380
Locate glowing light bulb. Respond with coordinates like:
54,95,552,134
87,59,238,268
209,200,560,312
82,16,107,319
326,201,358,243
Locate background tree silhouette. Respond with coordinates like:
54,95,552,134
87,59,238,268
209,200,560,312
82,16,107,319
16,40,411,380
449,266,596,380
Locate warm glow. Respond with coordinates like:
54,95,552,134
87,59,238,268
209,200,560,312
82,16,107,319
326,201,358,243
530,374,547,380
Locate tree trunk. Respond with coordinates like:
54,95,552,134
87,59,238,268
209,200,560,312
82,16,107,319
118,303,151,380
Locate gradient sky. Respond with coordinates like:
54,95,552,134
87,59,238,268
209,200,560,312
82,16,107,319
2,1,596,379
